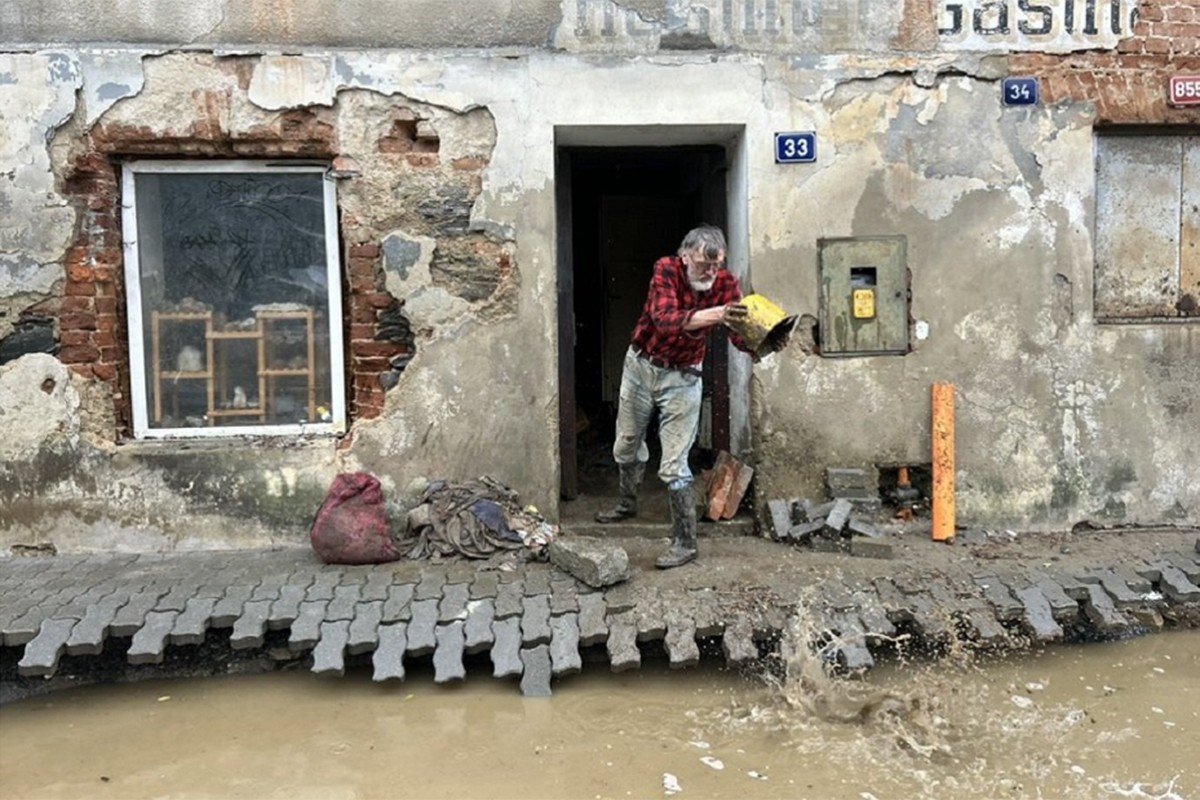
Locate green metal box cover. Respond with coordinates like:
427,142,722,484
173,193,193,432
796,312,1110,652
818,236,909,356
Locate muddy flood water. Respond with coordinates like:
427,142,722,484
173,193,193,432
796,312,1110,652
1,629,1196,800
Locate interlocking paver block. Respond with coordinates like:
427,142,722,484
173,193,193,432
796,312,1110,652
1082,583,1128,632
845,580,896,639
722,616,756,666
958,603,1007,645
524,568,552,596
414,570,447,602
603,581,636,614
577,592,609,646
127,610,180,665
249,574,287,603
1164,553,1200,585
549,578,579,615
210,585,256,628
634,589,666,643
1156,565,1200,603
326,585,362,622
494,580,525,619
872,578,915,623
1031,574,1080,620
268,585,308,630
230,600,272,650
906,593,954,641
521,595,552,646
439,582,470,623
549,613,582,676
464,599,496,654
382,583,414,623
520,644,553,697
824,610,874,671
305,570,341,602
973,576,1024,621
434,621,466,683
1080,570,1142,608
664,613,699,669
110,588,170,638
1015,586,1063,642
406,598,439,656
361,572,393,602
169,597,217,646
373,623,408,682
18,618,78,677
606,611,640,673
311,620,350,677
469,571,500,600
491,617,523,678
348,601,383,655
66,595,128,655
289,600,329,651
446,563,476,586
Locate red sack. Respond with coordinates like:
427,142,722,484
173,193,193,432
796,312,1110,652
310,472,401,565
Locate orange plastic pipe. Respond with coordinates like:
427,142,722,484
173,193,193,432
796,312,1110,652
932,382,955,542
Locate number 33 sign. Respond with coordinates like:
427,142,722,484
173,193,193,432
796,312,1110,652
775,132,817,164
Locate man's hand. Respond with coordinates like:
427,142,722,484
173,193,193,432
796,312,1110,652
722,303,749,326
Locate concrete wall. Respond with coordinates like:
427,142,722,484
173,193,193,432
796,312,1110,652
1,0,1197,552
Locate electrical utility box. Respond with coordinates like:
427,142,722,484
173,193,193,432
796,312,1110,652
818,236,909,357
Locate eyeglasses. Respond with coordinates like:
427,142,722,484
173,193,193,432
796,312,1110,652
688,256,724,272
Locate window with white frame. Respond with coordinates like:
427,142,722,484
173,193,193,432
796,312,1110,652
122,161,345,438
1094,132,1199,320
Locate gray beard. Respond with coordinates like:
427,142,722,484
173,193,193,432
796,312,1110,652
689,277,716,293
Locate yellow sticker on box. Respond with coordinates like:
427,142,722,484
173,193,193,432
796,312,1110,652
852,288,875,319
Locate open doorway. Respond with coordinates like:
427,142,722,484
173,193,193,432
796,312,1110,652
557,144,735,528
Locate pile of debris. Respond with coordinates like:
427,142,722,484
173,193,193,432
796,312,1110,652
766,468,894,559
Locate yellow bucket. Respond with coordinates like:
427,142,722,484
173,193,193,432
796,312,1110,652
728,294,798,358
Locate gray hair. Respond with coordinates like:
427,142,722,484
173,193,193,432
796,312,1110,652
678,225,726,260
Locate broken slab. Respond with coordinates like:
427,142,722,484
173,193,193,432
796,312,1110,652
548,537,630,588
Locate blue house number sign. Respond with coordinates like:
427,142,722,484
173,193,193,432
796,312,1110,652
775,132,817,164
1002,77,1039,106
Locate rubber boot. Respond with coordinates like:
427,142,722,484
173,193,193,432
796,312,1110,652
656,487,698,569
595,462,645,523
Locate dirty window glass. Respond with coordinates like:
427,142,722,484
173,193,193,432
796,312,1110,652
124,163,344,437
1094,134,1199,320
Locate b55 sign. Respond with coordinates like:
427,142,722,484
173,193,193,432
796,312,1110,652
1169,76,1200,107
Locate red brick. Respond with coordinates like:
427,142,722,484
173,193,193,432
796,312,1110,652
95,297,119,315
351,341,404,358
1140,4,1165,22
349,323,375,341
65,281,96,297
361,292,396,309
349,243,380,258
97,316,118,333
1145,36,1172,53
452,156,487,171
352,357,391,372
61,330,94,347
61,311,98,330
69,364,95,379
92,363,118,381
95,330,117,347
99,346,120,362
67,264,94,282
349,272,378,293
349,305,378,324
59,344,101,363
405,153,439,168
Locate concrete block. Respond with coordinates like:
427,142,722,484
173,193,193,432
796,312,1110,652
347,600,383,655
767,498,791,541
268,585,307,630
664,612,699,669
406,598,439,656
18,618,77,677
524,568,553,596
311,620,350,677
849,538,893,560
826,467,869,494
1014,586,1063,642
438,582,469,623
577,592,609,646
361,571,393,602
210,585,255,629
1157,565,1200,603
521,595,552,646
372,622,408,682
822,498,854,536
468,571,500,600
802,500,836,522
127,610,179,665
490,617,523,678
494,580,525,619
634,588,666,643
549,578,579,615
413,570,447,602
847,516,881,538
721,616,756,666
606,610,641,673
464,599,496,654
325,584,362,622
520,644,553,697
787,520,824,545
230,600,272,650
548,537,630,588
381,583,414,623
810,537,850,554
433,621,466,683
288,600,328,651
1082,583,1129,632
549,613,582,676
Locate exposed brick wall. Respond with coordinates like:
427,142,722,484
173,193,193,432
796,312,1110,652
1011,0,1200,124
54,102,416,436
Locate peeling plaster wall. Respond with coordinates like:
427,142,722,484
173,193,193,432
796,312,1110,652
1,0,1197,552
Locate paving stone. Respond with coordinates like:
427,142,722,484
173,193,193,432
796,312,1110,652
406,598,439,656
360,571,393,602
687,589,725,638
325,584,362,622
520,644,553,697
109,587,171,638
849,538,893,559
606,611,640,673
767,498,792,541
521,595,552,645
348,601,383,655
872,578,915,623
439,582,470,623
469,571,500,600
210,585,256,629
311,620,350,677
664,612,700,669
494,580,525,619
549,578,580,615
1113,565,1154,596
1163,552,1200,584
286,569,317,587
382,583,414,623
810,537,850,554
169,597,218,647
305,571,341,602
18,618,78,677
230,600,272,650
373,623,408,682
577,592,609,646
1050,571,1091,602
249,573,286,603
289,600,329,651
957,603,1007,645
1014,586,1064,642
464,599,496,653
906,594,954,642
847,516,881,538
1082,583,1129,632
434,621,467,683
268,585,308,630
603,581,636,614
722,616,757,666
549,613,582,676
972,576,1024,621
491,617,524,678
802,500,836,522
634,588,666,642
822,498,854,536
845,580,896,639
65,594,128,655
153,583,199,613
1080,569,1143,608
787,520,824,545
1031,575,1080,620
339,566,371,586
824,611,874,671
446,562,476,585
414,570,447,602
821,582,857,613
127,610,180,665
1156,565,1200,603
524,568,553,596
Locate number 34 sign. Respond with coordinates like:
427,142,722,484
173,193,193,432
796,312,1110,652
775,132,817,164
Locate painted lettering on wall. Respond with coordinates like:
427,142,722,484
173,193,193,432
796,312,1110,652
936,0,1138,38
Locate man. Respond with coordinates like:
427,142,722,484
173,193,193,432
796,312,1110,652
594,225,784,568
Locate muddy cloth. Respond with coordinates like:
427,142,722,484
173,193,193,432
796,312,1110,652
310,472,402,565
400,476,558,560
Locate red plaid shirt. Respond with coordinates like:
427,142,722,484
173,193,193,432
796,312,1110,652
629,256,751,367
